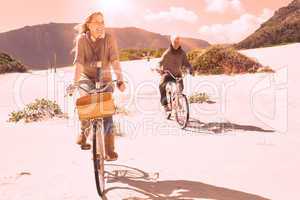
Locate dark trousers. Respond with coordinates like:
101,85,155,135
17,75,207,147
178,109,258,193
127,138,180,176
159,75,184,106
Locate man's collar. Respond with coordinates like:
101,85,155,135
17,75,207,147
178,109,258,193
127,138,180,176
170,44,182,53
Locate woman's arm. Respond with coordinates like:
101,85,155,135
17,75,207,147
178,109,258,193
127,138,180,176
73,63,83,83
111,60,123,81
108,34,125,91
111,60,125,92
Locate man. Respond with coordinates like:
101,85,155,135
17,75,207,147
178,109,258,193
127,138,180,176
73,12,125,161
158,34,193,112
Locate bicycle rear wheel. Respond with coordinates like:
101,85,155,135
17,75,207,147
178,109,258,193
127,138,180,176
175,94,190,129
92,121,106,196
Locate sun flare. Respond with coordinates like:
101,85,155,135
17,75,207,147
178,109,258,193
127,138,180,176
98,0,130,12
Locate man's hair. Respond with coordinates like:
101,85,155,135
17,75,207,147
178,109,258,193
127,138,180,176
170,34,180,43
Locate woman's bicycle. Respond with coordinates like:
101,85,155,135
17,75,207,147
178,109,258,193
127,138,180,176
153,68,190,129
66,69,119,197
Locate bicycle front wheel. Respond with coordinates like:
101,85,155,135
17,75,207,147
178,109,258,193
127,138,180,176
92,122,106,196
175,94,190,129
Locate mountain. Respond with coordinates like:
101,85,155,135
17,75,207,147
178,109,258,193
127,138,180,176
0,23,210,69
236,0,300,49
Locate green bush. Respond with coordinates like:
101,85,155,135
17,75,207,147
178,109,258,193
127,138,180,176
0,53,27,74
187,48,205,62
119,48,166,61
188,45,272,75
189,92,211,104
8,98,65,123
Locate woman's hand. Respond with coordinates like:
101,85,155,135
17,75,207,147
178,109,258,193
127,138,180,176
117,80,126,92
96,61,102,68
66,84,77,96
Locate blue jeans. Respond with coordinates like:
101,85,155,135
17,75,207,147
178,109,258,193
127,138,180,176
79,74,114,135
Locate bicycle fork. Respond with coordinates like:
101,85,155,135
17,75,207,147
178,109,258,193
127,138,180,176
92,119,106,159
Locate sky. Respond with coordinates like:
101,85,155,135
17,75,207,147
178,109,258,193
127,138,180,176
0,0,292,44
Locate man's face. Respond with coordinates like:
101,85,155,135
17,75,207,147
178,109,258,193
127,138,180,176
88,14,105,38
172,37,181,49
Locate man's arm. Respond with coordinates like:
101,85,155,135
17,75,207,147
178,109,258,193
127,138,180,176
158,50,168,72
159,51,168,67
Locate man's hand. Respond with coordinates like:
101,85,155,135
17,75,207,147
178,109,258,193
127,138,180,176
117,80,126,92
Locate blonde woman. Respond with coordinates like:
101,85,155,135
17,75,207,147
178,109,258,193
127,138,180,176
73,12,126,161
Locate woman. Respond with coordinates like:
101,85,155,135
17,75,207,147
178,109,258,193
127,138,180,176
73,12,126,161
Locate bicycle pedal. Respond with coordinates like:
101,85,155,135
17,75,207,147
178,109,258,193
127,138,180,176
80,145,91,150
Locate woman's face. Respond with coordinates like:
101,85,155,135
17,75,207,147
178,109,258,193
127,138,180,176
87,14,105,38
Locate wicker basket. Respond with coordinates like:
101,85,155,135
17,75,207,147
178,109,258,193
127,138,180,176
76,92,116,120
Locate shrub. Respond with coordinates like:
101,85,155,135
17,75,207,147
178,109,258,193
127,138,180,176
8,98,66,123
189,92,212,104
188,45,273,75
119,48,166,61
0,53,27,74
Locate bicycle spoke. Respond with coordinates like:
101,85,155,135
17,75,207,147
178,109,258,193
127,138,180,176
175,95,190,129
92,121,106,196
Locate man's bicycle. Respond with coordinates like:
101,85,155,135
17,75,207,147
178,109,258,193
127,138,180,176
66,69,119,197
154,68,190,129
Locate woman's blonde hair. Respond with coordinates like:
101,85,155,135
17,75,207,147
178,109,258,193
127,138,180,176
74,11,104,34
73,12,103,52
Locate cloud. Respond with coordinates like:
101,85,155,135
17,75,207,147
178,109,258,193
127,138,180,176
144,7,199,23
205,0,243,13
198,8,274,44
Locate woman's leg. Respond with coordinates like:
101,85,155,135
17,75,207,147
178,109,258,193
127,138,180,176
103,116,118,161
102,85,118,160
76,74,95,149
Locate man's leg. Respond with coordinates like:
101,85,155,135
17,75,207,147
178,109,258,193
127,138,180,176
159,75,172,107
179,79,184,92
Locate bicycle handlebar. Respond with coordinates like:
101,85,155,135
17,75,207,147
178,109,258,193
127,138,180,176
66,80,119,97
151,68,184,81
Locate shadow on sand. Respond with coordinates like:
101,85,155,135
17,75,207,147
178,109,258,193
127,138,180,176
102,164,270,200
184,118,274,134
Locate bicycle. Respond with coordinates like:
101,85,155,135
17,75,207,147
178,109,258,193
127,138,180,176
153,68,190,129
66,69,119,197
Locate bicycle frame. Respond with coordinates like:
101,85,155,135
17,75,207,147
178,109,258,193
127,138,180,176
66,68,117,197
158,69,189,128
164,70,184,107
